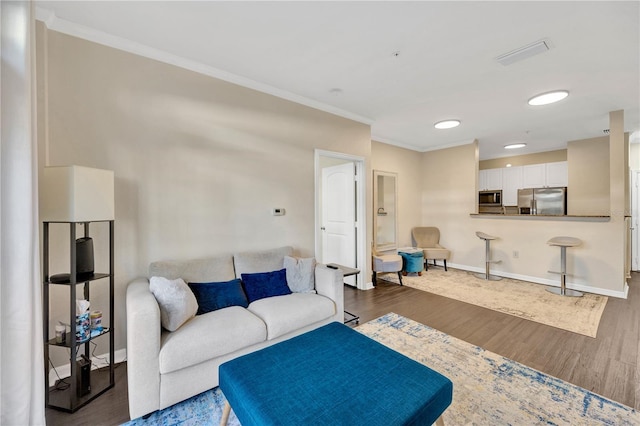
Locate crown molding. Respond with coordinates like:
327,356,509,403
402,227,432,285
372,134,476,153
371,135,424,152
34,7,374,126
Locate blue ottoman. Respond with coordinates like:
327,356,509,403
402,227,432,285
219,322,452,426
399,250,425,275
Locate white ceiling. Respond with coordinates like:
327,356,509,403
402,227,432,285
35,1,640,160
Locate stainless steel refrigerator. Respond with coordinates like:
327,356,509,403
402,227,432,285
517,187,567,215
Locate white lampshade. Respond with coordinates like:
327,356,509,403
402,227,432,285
41,165,114,222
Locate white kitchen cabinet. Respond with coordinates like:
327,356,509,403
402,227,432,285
522,162,567,188
545,161,568,187
479,168,503,190
479,170,487,190
480,161,567,205
522,164,546,188
502,166,523,206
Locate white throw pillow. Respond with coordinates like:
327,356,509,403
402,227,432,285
284,256,316,293
149,276,198,331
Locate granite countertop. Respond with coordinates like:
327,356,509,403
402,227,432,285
470,213,610,221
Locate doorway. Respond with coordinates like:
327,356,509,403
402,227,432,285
315,150,366,288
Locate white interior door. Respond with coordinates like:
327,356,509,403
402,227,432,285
321,162,356,285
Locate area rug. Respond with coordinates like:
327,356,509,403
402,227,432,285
124,386,240,426
380,267,607,337
123,313,638,426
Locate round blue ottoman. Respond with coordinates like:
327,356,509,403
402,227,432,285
399,250,424,275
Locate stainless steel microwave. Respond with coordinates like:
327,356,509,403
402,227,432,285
478,190,502,206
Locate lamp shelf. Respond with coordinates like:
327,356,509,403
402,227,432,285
45,220,113,224
47,327,111,348
47,273,111,286
43,220,115,413
47,367,114,413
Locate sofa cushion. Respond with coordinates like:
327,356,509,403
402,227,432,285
149,276,198,332
158,306,266,374
150,255,236,283
233,246,293,277
248,293,335,340
284,256,316,293
188,278,249,315
373,254,402,273
241,269,292,303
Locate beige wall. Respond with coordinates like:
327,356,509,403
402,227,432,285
371,141,423,249
479,149,566,170
37,26,371,357
609,111,629,283
421,142,479,261
567,136,610,215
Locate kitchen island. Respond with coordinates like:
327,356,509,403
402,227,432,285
460,212,629,299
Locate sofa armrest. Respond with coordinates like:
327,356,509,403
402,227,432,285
126,278,162,419
314,265,344,322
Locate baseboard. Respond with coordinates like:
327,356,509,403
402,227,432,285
361,281,375,290
447,262,629,299
48,348,127,386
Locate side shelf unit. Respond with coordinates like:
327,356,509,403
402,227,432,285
43,220,115,412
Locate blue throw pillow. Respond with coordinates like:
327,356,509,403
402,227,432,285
241,268,292,303
188,278,248,315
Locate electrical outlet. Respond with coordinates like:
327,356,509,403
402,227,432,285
513,250,519,259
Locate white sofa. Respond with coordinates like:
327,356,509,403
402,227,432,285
126,246,344,419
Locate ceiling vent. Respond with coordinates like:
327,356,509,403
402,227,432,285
495,40,551,66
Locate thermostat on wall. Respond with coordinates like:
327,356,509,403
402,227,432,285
272,208,286,216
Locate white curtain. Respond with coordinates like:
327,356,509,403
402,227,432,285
0,1,46,425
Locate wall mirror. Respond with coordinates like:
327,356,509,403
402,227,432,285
373,170,398,252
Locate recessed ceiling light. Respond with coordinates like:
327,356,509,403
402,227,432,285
528,90,569,106
506,164,512,167
434,119,460,129
504,143,526,149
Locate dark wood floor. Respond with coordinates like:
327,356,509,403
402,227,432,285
46,363,130,426
47,271,640,425
345,270,640,412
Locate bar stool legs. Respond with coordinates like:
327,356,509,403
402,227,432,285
474,232,502,281
546,236,583,297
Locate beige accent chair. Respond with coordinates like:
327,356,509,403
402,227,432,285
411,227,451,271
372,244,403,286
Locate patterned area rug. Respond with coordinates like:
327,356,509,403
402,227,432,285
123,314,638,426
124,386,241,426
358,313,639,425
380,268,607,337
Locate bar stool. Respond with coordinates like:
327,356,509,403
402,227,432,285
547,236,583,297
474,232,502,280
